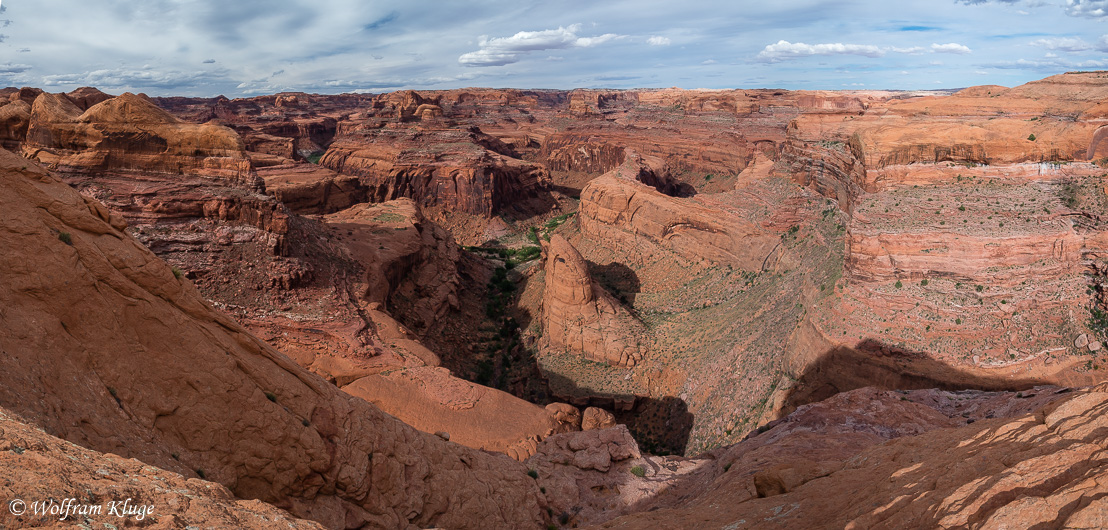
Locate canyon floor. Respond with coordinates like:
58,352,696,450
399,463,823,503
3,73,1108,528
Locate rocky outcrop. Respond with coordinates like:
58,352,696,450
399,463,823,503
0,148,547,529
343,366,580,461
540,235,647,367
319,127,549,218
324,199,461,330
597,385,1108,529
0,99,30,149
0,406,322,529
579,154,780,269
23,92,253,183
258,162,367,214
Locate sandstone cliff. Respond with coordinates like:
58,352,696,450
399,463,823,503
23,92,253,183
539,234,648,367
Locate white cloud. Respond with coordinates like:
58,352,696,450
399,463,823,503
701,59,717,65
1067,0,1108,18
647,36,671,46
891,46,926,54
931,42,972,54
757,40,884,61
0,63,31,73
42,66,227,90
1030,37,1092,52
459,24,623,66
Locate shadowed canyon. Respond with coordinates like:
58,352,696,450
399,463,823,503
5,73,1108,528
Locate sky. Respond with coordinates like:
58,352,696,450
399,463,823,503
2,0,1108,97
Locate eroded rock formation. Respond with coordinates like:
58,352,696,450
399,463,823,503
540,234,647,367
0,148,548,529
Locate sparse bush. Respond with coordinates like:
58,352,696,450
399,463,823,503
920,279,929,286
171,266,183,279
1028,133,1037,141
264,391,277,403
58,232,72,245
895,280,903,288
527,469,539,479
630,465,646,477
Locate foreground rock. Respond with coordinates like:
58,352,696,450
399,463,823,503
595,384,1104,529
0,406,322,529
0,148,547,528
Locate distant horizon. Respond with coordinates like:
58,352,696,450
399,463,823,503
4,1,1108,98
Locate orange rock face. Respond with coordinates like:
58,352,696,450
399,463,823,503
595,385,1108,529
319,126,550,218
0,148,548,529
23,92,253,182
540,234,647,367
579,153,780,270
0,406,323,529
343,366,579,461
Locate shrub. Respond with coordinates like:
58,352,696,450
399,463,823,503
171,266,183,279
895,280,903,288
1028,133,1037,141
920,279,929,286
58,232,72,245
630,465,646,477
527,469,539,479
264,391,277,403
976,285,984,292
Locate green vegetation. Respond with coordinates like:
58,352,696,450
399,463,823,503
264,391,277,403
1090,307,1108,339
527,469,539,479
172,266,183,279
306,152,324,164
920,279,929,286
1027,133,1037,142
466,245,542,269
58,232,72,245
895,280,903,289
630,465,646,477
540,211,576,241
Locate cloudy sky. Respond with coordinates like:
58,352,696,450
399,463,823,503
2,0,1108,96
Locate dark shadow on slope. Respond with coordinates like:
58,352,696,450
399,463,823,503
544,370,693,456
587,260,641,306
596,337,1066,525
779,338,1050,421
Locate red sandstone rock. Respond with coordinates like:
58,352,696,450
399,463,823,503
540,234,647,367
579,153,780,270
23,92,253,183
0,406,323,529
0,148,548,529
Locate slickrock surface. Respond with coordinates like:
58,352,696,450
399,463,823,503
594,384,1105,529
344,366,579,461
0,148,548,529
0,406,323,529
